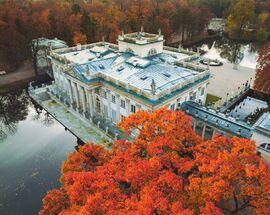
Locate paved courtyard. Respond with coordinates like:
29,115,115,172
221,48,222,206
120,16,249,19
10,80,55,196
208,63,255,99
193,60,256,99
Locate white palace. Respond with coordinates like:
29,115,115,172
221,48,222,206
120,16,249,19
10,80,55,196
45,31,209,125
30,30,270,161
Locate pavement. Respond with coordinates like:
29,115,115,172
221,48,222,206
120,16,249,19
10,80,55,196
208,63,255,99
0,62,46,88
192,60,256,99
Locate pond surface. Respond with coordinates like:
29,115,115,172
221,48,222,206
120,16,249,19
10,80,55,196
0,89,77,215
193,37,260,69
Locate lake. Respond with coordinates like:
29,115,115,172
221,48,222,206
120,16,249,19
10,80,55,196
191,37,259,69
0,88,77,215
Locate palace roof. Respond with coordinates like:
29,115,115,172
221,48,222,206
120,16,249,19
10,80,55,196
53,43,208,98
254,112,270,136
181,101,253,138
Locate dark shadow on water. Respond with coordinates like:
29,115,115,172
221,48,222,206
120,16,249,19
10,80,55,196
0,89,30,141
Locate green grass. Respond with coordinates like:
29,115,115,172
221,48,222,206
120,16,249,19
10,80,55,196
205,93,221,106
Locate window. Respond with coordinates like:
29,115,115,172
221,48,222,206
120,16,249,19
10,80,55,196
126,48,134,54
204,126,214,140
177,98,181,108
111,95,116,104
112,109,117,123
189,91,196,101
96,97,101,113
103,90,107,99
94,88,100,95
131,104,136,113
120,99,126,109
170,104,175,110
201,87,205,96
104,105,108,118
148,48,157,56
195,122,204,137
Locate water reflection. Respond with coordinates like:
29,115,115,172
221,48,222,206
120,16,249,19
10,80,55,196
196,37,260,69
0,90,57,141
31,103,55,127
215,39,243,64
0,89,29,141
0,89,77,215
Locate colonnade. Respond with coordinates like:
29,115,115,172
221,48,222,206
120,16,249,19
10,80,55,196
52,64,142,124
67,79,95,118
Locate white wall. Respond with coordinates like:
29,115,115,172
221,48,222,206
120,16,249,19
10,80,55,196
118,40,163,58
252,131,270,146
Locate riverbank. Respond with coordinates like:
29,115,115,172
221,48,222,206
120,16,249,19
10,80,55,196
0,62,51,92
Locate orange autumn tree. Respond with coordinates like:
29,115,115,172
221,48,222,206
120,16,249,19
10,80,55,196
254,43,270,95
39,108,270,215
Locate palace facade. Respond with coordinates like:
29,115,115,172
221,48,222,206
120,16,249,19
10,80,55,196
48,31,209,125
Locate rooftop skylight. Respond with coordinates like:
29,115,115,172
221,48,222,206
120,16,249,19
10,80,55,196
163,73,171,78
126,56,150,68
140,76,148,81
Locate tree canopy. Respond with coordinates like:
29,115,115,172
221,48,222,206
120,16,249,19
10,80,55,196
39,108,270,215
0,0,212,72
254,43,270,95
225,0,270,40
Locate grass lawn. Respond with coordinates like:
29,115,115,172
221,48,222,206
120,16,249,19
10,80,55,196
205,93,221,106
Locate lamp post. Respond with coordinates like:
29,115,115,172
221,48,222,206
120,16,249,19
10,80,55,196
225,92,229,104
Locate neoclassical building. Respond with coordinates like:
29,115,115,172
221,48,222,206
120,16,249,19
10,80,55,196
48,31,210,125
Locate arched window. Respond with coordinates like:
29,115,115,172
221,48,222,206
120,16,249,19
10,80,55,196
96,97,101,113
148,48,157,56
125,48,134,54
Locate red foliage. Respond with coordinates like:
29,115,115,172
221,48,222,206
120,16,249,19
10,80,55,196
39,109,270,215
0,0,212,71
254,43,270,95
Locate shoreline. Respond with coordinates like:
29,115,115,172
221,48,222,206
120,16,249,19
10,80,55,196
0,72,51,93
0,61,51,92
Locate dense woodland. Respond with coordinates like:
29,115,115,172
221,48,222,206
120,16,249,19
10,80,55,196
0,0,270,73
39,108,270,215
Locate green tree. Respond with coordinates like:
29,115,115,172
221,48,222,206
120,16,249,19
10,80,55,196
226,0,256,39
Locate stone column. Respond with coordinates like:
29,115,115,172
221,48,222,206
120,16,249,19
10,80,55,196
193,121,196,130
72,82,80,109
202,124,206,139
67,79,74,104
106,89,112,120
116,94,121,123
212,129,216,139
100,94,104,118
87,89,94,117
80,86,87,113
85,89,89,112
